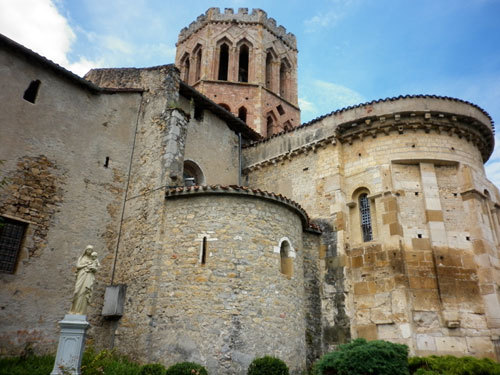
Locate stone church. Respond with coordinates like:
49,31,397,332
1,7,499,375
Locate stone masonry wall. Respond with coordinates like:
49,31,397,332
114,192,309,375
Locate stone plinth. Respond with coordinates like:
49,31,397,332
51,314,89,375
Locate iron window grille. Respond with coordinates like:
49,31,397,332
0,217,27,273
359,194,373,242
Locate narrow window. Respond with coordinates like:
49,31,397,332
266,116,274,137
104,157,109,168
280,241,293,278
194,104,203,121
238,44,249,82
218,43,229,81
23,80,41,103
359,193,373,242
279,62,287,99
195,48,202,82
181,54,190,83
201,237,207,265
238,106,247,123
265,52,273,90
276,105,285,116
0,217,27,273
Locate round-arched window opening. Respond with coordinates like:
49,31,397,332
280,240,293,278
183,160,205,187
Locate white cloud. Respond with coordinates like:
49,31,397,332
313,80,365,108
304,0,359,32
299,98,317,113
0,0,101,76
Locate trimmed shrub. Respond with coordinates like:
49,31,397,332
165,361,208,375
140,363,166,375
409,355,500,375
313,338,409,375
81,347,141,375
247,356,289,375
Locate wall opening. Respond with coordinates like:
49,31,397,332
279,61,289,100
23,80,41,103
104,157,109,168
265,52,273,90
201,237,207,265
218,103,231,112
183,160,205,186
181,54,190,83
238,106,247,123
280,240,293,278
359,193,373,242
194,104,203,121
266,114,275,137
0,217,27,273
218,43,229,81
195,47,202,82
238,44,249,82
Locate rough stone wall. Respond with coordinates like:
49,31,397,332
175,8,300,135
0,46,140,354
243,97,500,358
114,192,309,375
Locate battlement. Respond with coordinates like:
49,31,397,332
178,8,297,49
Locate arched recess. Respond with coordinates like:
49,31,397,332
266,111,277,137
350,187,375,243
218,103,231,112
274,237,295,278
265,48,277,91
237,39,252,83
180,53,190,83
279,57,291,100
216,38,232,81
193,44,203,82
238,106,247,123
183,160,205,186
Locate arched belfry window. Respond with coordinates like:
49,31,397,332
194,47,202,82
359,193,373,242
279,60,289,100
265,52,273,90
238,44,249,82
181,53,190,83
218,43,229,81
238,106,247,123
183,160,204,186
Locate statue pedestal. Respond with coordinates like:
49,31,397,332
51,314,89,375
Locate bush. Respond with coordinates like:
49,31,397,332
0,354,54,375
80,347,141,375
409,355,500,375
165,361,208,375
313,338,409,375
140,363,166,375
247,356,289,375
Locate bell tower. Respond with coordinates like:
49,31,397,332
175,7,300,137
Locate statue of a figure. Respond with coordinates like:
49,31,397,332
69,245,100,315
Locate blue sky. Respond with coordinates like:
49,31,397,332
1,0,499,186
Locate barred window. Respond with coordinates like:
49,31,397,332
359,194,373,242
0,218,27,273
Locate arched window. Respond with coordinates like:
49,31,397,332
279,61,288,100
280,240,293,278
238,106,247,123
183,160,204,186
266,115,274,137
238,44,249,82
218,103,231,112
283,120,292,131
359,193,373,242
181,53,190,83
194,47,202,82
265,52,273,90
218,43,229,81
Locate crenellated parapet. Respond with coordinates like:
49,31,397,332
177,7,297,50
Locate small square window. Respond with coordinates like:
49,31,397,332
0,217,27,273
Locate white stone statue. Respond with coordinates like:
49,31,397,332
69,245,100,315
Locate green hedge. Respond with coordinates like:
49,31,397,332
409,355,500,375
165,361,208,375
247,356,289,375
313,338,409,375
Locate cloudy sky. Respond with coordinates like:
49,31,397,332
1,0,499,186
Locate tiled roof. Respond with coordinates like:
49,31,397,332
165,184,320,233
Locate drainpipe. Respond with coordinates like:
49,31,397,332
238,132,242,186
